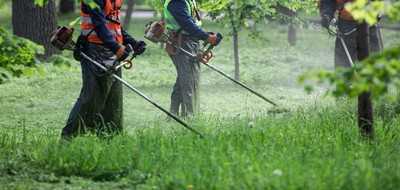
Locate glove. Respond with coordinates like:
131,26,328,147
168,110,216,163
132,40,147,55
115,45,132,62
321,15,332,29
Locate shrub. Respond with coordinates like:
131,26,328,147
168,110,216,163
0,27,43,84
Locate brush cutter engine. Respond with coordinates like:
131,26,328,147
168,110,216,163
50,26,134,71
50,26,75,51
144,21,167,43
144,21,224,64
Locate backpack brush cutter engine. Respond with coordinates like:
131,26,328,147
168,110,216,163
50,26,204,138
51,26,134,70
144,21,217,65
144,21,278,107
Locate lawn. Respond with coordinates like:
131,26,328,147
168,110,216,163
0,16,400,189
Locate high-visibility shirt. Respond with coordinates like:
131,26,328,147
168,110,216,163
163,0,202,32
80,0,123,44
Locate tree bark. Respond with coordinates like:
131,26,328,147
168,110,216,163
288,22,297,46
233,31,240,80
59,0,75,14
123,0,135,28
12,0,58,59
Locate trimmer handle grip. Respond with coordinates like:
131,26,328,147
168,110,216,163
215,33,223,46
203,32,223,52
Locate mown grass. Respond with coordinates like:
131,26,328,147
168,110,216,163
1,105,399,190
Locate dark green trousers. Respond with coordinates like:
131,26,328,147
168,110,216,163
169,40,201,117
334,19,382,137
61,44,123,138
334,19,383,68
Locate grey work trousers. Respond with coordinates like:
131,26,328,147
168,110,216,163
169,39,201,117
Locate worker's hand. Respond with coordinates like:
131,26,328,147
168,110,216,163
321,14,332,29
207,32,223,46
207,33,218,46
124,37,146,56
132,40,147,55
198,51,213,64
116,45,132,61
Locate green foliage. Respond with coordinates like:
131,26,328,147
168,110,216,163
300,46,400,99
33,0,98,9
33,0,47,6
0,27,44,84
347,0,400,25
81,0,100,9
0,0,8,7
145,0,316,32
201,0,231,12
301,1,400,99
204,0,316,34
145,0,164,13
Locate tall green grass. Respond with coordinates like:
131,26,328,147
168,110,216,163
1,105,399,189
1,16,400,190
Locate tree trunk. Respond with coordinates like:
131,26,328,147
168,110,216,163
59,0,75,14
12,0,58,59
233,31,240,80
227,6,240,80
357,23,373,139
123,0,135,28
288,22,297,46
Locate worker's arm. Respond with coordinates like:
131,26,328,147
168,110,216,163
122,28,147,55
122,28,137,46
319,0,337,19
81,0,122,53
167,0,209,41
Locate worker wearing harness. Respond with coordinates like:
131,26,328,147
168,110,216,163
61,0,146,138
320,0,382,136
320,0,383,68
164,0,219,117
